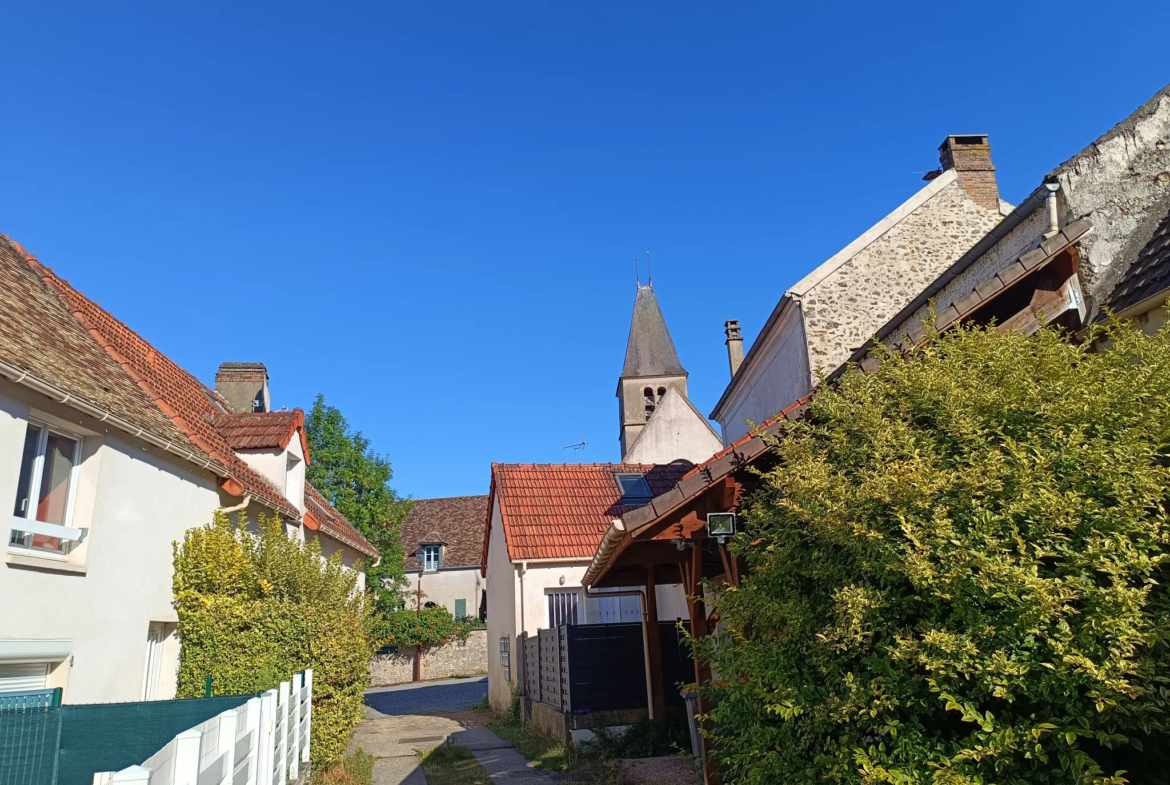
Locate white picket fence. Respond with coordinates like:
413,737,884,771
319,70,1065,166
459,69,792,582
93,670,313,785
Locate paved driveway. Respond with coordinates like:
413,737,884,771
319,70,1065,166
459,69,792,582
364,676,488,717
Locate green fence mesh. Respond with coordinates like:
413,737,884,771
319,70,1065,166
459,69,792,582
0,694,249,785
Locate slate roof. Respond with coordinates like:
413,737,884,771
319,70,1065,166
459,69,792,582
208,410,310,457
485,462,692,567
305,483,379,558
1100,205,1170,316
621,285,687,379
401,495,490,569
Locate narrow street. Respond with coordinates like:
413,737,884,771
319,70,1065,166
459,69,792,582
353,677,561,785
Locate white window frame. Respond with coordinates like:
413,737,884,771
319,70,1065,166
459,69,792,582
9,420,85,558
547,590,583,627
421,544,441,573
141,622,165,701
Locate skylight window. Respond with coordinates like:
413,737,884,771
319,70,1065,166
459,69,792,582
615,473,653,503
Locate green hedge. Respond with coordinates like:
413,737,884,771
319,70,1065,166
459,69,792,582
698,321,1170,784
371,607,475,649
174,513,372,765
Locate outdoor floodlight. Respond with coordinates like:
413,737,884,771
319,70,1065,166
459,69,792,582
707,512,737,538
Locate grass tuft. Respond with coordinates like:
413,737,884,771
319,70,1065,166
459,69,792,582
419,745,492,785
312,748,374,785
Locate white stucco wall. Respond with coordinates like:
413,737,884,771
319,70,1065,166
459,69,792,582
309,531,368,593
623,388,723,464
484,498,517,711
715,300,811,444
0,382,224,704
405,566,483,618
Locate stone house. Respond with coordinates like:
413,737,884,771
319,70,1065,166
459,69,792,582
400,494,489,620
851,84,1170,366
710,135,1011,444
0,235,376,704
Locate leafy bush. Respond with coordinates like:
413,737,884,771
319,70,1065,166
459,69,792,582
174,512,373,766
371,607,475,649
698,321,1170,784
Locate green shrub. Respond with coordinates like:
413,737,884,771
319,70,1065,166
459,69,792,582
174,513,372,766
371,607,473,649
698,321,1170,784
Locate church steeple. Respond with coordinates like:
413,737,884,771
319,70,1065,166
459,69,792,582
616,283,690,460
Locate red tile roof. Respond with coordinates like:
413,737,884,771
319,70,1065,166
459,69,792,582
305,483,378,558
208,410,310,458
484,463,693,568
13,251,301,519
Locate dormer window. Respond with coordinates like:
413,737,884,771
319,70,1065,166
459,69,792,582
285,453,302,495
615,473,653,504
421,544,442,572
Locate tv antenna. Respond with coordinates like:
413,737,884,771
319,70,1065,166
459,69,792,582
562,440,588,462
646,250,652,285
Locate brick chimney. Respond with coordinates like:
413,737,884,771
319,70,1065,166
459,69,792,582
939,135,999,210
724,320,744,378
215,362,269,413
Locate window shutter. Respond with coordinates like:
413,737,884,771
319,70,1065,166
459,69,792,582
437,546,444,570
0,663,49,693
454,599,467,619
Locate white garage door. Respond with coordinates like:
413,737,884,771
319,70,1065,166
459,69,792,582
0,663,49,693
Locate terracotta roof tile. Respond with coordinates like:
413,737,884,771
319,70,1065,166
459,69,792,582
488,463,692,564
1101,205,1170,316
4,236,298,518
208,410,310,458
305,483,378,559
402,496,489,569
0,236,200,454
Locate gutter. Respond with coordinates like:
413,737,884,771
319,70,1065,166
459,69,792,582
0,357,226,476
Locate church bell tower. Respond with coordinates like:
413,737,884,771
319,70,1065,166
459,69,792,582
616,283,689,460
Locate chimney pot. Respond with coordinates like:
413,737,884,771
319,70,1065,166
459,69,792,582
724,320,744,379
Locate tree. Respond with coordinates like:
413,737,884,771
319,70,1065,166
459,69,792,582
699,321,1170,785
304,394,412,613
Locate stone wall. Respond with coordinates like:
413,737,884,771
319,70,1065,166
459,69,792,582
798,177,1004,379
369,629,488,686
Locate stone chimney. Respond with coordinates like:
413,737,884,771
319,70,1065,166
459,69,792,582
939,135,999,210
724,320,744,378
215,362,269,413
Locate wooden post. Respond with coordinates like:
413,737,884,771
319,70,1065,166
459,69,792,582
689,544,720,785
644,565,665,719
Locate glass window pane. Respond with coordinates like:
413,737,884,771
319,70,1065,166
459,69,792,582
12,425,42,517
36,432,78,525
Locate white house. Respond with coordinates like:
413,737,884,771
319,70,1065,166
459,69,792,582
0,235,377,704
710,135,1011,444
481,461,693,711
400,495,489,620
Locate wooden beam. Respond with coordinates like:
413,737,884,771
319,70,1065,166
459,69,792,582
645,564,665,718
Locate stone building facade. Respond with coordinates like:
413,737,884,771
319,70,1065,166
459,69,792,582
711,135,1010,444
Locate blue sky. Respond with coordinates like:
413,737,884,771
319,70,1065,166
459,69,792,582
2,2,1168,499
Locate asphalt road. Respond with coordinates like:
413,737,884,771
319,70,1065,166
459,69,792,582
364,676,488,716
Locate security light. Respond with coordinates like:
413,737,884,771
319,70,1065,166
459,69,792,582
707,512,736,538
